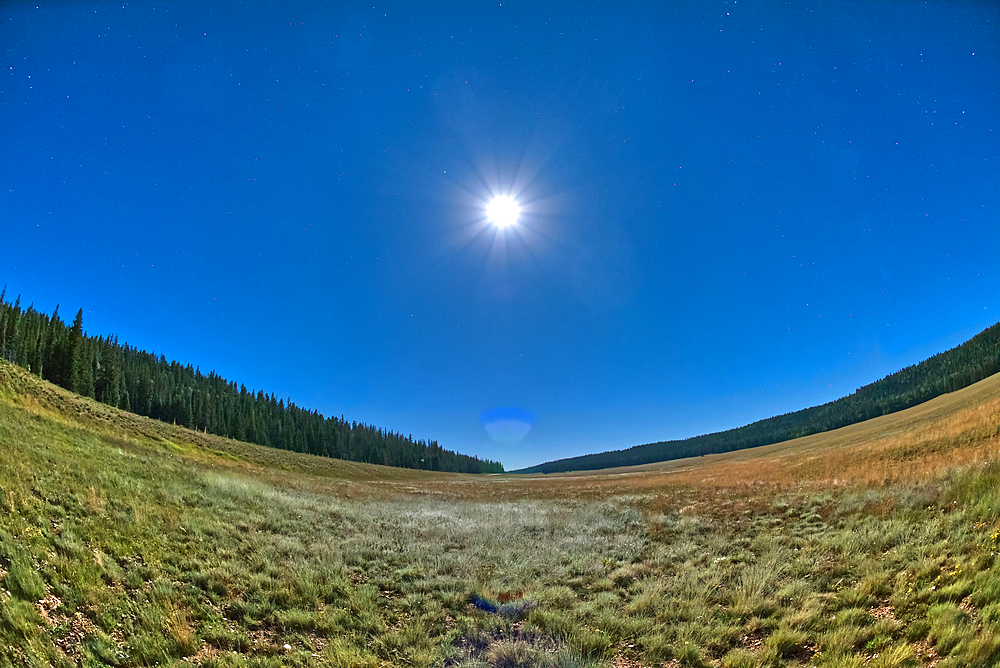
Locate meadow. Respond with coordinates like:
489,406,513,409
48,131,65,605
2,360,1000,667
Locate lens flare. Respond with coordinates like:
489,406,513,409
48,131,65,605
480,406,535,443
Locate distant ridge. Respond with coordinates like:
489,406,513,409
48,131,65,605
515,322,1000,474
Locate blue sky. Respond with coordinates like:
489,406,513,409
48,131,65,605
2,1,997,470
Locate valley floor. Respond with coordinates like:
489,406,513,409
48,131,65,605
2,362,1000,667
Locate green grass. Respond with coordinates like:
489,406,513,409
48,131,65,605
3,360,1000,667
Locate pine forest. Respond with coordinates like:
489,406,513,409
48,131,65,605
0,288,504,474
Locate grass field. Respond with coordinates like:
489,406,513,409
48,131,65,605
2,360,999,667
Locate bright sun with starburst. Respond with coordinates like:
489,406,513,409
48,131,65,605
485,195,521,229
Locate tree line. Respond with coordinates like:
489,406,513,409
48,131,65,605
0,288,503,474
516,321,1000,473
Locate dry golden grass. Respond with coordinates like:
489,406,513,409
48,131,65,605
476,372,1000,498
4,358,999,503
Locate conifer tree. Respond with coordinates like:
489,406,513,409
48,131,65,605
69,308,94,397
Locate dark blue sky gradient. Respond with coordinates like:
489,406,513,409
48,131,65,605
2,1,998,469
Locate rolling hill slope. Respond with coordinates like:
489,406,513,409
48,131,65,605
516,321,1000,473
0,291,502,474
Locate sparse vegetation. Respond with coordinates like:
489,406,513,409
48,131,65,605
2,359,1000,667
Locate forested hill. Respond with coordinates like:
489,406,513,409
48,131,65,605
515,322,1000,474
0,288,503,473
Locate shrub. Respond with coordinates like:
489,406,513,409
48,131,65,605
2,553,46,602
868,642,917,668
639,632,674,662
721,648,757,668
957,631,1000,668
526,608,575,639
764,628,809,659
677,642,708,668
484,640,537,668
927,603,971,656
569,628,611,660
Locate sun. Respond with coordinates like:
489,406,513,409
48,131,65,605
485,195,521,229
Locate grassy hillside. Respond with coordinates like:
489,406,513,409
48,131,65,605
515,322,1000,474
0,292,503,474
2,359,1000,667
